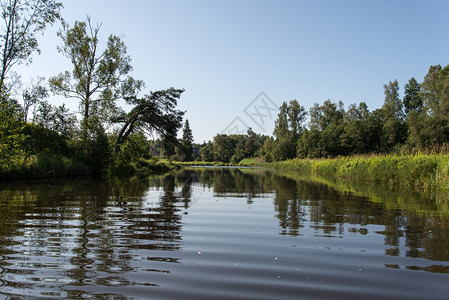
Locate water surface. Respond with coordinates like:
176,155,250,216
0,168,448,299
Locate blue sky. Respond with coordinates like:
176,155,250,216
15,0,449,142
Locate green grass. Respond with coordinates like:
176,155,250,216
173,160,234,166
264,153,449,192
237,157,266,166
0,152,90,180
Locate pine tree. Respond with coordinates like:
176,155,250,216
181,119,193,161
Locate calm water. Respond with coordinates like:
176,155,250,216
1,168,449,299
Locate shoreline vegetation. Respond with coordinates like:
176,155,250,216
238,154,449,193
2,150,449,214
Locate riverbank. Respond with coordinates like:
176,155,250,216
244,154,449,192
0,153,181,181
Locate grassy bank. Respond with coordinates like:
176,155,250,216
264,153,449,192
0,152,90,180
0,153,181,180
175,161,233,167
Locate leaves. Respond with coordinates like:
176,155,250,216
49,16,143,125
0,0,62,89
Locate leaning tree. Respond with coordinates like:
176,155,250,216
113,88,185,158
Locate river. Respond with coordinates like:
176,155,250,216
0,167,448,299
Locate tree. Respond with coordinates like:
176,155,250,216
21,76,47,121
403,77,422,115
273,102,289,139
420,65,449,116
200,141,214,162
407,65,449,147
287,99,307,139
213,134,237,162
113,88,184,158
161,132,176,158
179,119,193,161
32,99,74,136
309,100,344,131
243,127,259,157
0,94,25,168
341,102,371,154
259,137,273,162
0,0,62,91
49,17,143,139
381,80,407,151
272,99,307,160
383,80,404,120
297,128,321,158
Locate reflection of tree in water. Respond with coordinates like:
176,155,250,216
190,168,449,274
0,176,194,298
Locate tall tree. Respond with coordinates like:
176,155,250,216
180,119,193,161
341,102,371,154
408,65,449,146
381,80,407,150
0,0,62,91
383,80,404,120
49,17,143,136
243,127,259,157
403,77,422,115
420,65,449,116
273,102,289,139
272,99,307,160
287,99,307,139
309,99,344,131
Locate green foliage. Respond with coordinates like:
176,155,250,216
85,122,112,176
200,141,214,162
259,137,274,162
0,97,26,169
272,136,296,161
49,16,143,134
113,88,184,158
33,100,76,138
177,119,194,161
213,134,237,162
0,151,89,180
273,99,307,160
108,132,182,177
0,0,62,90
403,77,423,115
23,123,69,155
309,99,344,131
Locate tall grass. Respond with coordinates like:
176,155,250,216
0,152,89,180
268,153,449,192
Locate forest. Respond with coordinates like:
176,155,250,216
191,66,449,165
1,0,449,181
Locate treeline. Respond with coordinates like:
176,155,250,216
201,64,449,163
147,126,269,164
273,65,449,160
0,1,185,179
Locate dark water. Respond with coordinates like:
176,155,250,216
1,168,449,299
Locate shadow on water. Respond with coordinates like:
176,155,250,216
0,167,448,298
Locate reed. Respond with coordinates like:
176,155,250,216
266,153,449,192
